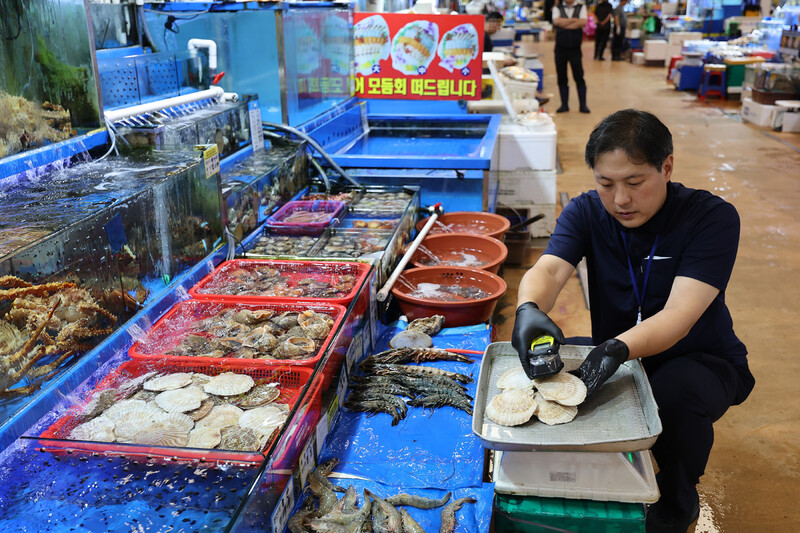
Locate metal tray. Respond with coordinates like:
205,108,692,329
473,342,662,452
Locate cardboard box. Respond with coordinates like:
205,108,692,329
741,97,777,127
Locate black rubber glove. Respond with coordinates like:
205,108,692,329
511,302,566,379
573,339,630,397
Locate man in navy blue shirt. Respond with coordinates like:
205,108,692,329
512,109,755,532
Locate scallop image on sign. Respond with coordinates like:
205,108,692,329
391,20,439,75
354,15,391,76
437,23,479,73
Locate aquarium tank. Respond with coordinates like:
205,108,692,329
0,0,102,159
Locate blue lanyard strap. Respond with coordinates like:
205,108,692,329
620,232,660,320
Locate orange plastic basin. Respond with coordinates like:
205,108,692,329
416,211,511,241
410,233,508,274
391,266,507,327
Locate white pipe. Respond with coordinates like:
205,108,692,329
376,208,441,302
188,38,218,71
103,86,224,123
487,60,517,121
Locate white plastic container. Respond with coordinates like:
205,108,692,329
495,169,557,205
741,97,777,127
632,52,646,65
495,122,557,171
493,450,660,504
644,40,668,61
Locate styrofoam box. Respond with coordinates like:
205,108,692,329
492,200,556,238
644,40,668,61
668,31,698,45
632,52,645,65
741,97,777,127
496,122,557,171
779,111,800,133
494,169,557,205
663,43,683,66
493,450,659,504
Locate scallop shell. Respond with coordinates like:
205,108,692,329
533,393,578,425
236,383,281,409
187,426,222,449
70,416,116,442
406,315,445,336
104,399,163,424
196,404,243,430
203,372,255,396
77,389,119,421
155,386,209,413
533,371,587,406
116,371,159,399
127,412,193,447
238,404,288,440
485,389,537,426
496,367,536,391
191,373,214,388
143,372,193,391
219,426,261,452
187,399,215,421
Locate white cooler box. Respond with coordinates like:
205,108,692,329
493,450,659,504
644,40,668,61
496,122,557,171
741,97,777,127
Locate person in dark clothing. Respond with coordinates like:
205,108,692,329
483,11,504,53
511,109,755,533
553,0,590,113
611,0,629,60
593,0,613,60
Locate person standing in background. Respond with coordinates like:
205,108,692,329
594,0,613,60
553,0,590,113
611,0,629,61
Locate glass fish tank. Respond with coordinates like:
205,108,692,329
220,139,310,242
0,146,223,422
0,0,102,159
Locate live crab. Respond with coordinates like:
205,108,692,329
0,276,116,397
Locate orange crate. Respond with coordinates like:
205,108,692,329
188,259,372,308
128,299,346,368
38,360,316,463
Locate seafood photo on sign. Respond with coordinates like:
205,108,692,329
45,367,297,453
391,20,439,75
354,15,391,76
437,23,479,73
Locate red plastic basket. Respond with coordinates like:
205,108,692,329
128,299,346,368
265,200,345,235
38,360,315,463
188,259,372,308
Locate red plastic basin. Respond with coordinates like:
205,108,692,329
391,266,507,328
416,211,511,241
409,232,508,274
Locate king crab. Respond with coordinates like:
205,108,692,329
0,276,117,397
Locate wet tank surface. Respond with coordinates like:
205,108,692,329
491,41,800,531
0,439,259,531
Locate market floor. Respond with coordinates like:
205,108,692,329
491,41,800,532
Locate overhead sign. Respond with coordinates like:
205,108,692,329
354,13,484,100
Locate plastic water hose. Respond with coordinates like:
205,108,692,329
262,121,361,188
310,158,331,193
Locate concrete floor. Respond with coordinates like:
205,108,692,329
492,41,800,532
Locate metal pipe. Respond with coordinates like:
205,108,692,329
103,86,224,123
262,121,361,187
376,205,442,302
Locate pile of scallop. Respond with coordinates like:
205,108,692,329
486,368,587,426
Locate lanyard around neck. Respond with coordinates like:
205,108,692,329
620,232,660,324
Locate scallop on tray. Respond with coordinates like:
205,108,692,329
472,342,662,453
128,300,346,368
37,361,315,462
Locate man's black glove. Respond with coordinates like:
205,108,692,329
511,302,566,379
573,339,630,397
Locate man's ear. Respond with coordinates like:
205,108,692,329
661,154,674,181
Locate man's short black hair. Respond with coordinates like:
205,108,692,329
585,109,673,170
486,11,504,21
